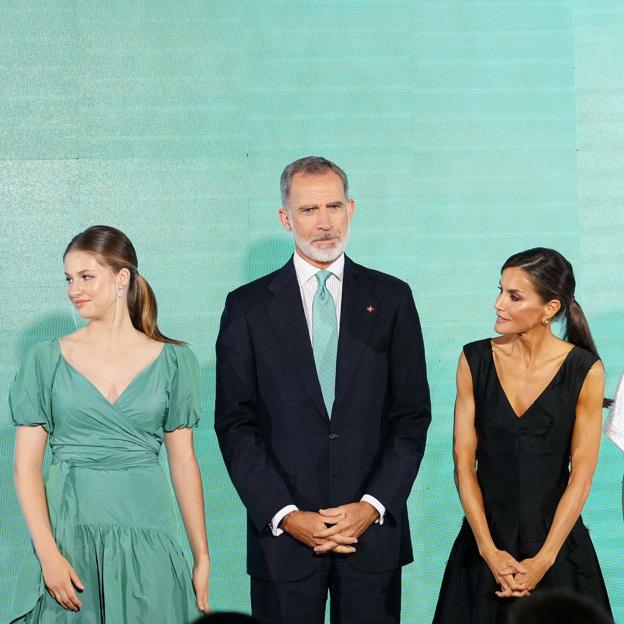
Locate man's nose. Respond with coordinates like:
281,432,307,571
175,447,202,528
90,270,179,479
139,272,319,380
316,208,332,229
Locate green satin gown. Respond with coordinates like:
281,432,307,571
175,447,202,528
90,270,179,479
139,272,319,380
8,339,201,624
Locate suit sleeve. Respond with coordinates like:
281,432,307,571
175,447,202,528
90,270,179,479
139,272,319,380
363,283,431,519
214,292,295,533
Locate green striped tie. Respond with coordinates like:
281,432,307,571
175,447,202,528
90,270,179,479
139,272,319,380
313,270,338,418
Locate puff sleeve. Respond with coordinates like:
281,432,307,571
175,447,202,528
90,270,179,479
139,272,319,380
164,344,201,431
8,340,59,433
605,372,624,452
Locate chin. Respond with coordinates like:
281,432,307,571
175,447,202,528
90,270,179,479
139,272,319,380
315,252,341,264
309,242,344,263
494,323,514,335
75,308,96,320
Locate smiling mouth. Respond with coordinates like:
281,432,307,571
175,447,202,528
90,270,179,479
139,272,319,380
496,315,510,322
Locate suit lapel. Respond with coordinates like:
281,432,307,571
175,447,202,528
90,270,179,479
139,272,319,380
334,257,378,409
267,259,329,421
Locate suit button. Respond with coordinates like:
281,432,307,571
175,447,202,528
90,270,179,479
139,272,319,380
329,433,339,440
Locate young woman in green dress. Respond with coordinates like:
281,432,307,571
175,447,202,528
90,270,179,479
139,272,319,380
9,225,210,623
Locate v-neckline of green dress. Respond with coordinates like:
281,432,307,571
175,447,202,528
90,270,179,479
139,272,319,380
57,340,168,407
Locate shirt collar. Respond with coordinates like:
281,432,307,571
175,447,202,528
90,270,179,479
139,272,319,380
293,252,345,287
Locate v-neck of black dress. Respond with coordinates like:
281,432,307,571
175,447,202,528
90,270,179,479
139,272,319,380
490,341,577,420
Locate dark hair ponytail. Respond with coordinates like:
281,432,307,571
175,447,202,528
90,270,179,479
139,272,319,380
64,225,183,344
566,299,598,359
502,247,599,358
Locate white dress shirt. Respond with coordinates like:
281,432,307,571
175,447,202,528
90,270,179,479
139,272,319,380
270,252,386,536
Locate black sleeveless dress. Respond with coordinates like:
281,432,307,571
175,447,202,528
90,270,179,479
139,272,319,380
433,339,612,623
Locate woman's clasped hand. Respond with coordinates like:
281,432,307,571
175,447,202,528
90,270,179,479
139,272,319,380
482,547,554,598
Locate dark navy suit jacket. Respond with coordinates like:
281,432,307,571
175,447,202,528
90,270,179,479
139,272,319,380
215,256,431,581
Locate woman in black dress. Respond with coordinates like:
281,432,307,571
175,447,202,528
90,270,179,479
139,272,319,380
433,248,613,623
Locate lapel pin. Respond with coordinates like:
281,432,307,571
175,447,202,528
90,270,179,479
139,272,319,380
366,305,375,313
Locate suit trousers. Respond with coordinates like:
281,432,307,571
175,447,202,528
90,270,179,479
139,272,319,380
251,555,401,624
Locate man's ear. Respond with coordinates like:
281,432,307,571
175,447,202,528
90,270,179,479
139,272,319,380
347,198,356,220
278,207,292,232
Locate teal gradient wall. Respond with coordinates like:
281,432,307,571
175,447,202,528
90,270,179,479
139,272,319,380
1,2,622,622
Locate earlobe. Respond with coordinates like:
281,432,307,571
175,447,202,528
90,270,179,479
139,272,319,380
278,208,292,232
542,300,561,325
117,267,131,291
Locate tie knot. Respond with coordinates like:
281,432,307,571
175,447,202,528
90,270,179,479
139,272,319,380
315,270,332,288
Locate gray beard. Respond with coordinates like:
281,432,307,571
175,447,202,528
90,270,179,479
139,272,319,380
294,230,349,264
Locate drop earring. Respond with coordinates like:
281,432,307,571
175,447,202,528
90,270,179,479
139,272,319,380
117,285,125,299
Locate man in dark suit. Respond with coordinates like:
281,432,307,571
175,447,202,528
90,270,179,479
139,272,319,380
215,156,431,624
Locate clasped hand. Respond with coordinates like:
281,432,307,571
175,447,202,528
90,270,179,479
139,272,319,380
482,547,552,598
282,502,379,555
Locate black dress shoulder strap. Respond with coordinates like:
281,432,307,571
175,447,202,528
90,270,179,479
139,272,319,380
463,338,491,363
462,339,493,395
566,346,600,384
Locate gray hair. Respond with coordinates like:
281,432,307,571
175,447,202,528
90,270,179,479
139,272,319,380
280,156,349,207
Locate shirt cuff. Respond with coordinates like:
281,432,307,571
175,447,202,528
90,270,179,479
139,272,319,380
361,494,386,525
270,505,299,536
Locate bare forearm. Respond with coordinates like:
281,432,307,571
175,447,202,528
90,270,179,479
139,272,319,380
539,473,592,564
14,466,59,562
169,457,209,562
537,363,603,566
456,467,497,555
